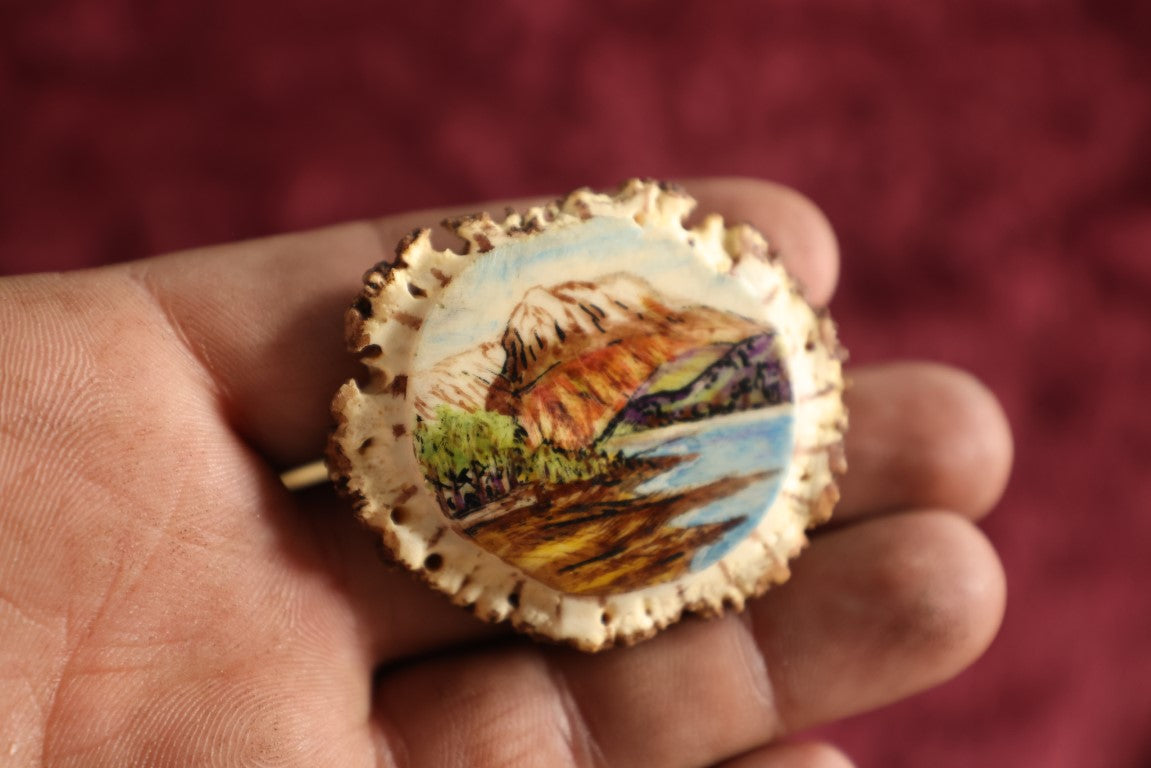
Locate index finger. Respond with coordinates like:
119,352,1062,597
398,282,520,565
125,178,841,466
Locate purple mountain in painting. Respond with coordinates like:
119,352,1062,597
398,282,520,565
599,333,791,440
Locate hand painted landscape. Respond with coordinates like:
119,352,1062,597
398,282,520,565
412,272,794,595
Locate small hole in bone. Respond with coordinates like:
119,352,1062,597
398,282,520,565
352,294,373,318
423,553,443,571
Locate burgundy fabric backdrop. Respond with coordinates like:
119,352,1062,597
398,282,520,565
2,1,1149,765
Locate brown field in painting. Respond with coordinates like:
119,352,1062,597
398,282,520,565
458,455,774,595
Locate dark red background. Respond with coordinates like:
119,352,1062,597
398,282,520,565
3,1,1149,765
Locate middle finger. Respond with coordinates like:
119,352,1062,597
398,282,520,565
309,362,1010,661
370,512,1004,768
833,361,1012,523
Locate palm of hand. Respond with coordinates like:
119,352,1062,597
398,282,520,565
0,180,1011,768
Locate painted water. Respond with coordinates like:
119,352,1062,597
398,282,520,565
605,404,795,570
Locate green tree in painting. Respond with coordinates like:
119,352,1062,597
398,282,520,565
415,406,524,514
414,405,615,517
415,406,519,480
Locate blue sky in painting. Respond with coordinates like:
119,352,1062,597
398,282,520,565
412,215,766,369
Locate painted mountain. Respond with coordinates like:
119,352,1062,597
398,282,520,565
598,332,792,441
411,272,793,595
411,341,506,419
485,273,766,449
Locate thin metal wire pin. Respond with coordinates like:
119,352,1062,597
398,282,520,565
280,459,329,491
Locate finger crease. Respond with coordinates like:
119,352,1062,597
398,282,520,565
544,657,608,768
371,713,410,768
738,604,788,738
123,265,230,403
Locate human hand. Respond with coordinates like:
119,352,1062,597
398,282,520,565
0,179,1011,767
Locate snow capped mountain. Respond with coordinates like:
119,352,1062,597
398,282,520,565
499,273,675,386
411,341,506,420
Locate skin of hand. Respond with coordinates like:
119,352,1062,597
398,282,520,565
0,178,1011,768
